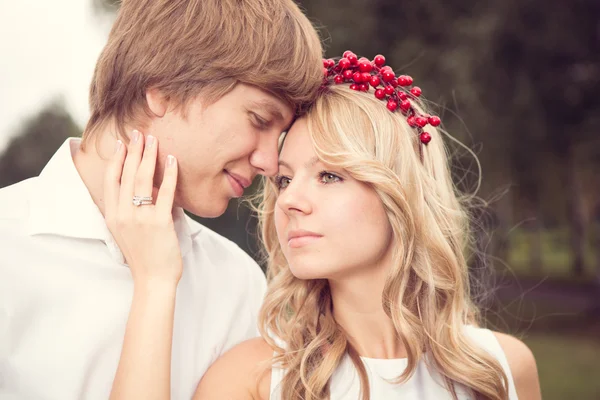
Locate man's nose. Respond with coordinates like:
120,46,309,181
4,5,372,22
250,134,279,177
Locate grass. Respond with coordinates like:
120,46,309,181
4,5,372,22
524,333,600,399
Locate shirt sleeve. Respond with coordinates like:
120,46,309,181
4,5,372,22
248,263,267,336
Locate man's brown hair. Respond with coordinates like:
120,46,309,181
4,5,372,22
83,0,323,147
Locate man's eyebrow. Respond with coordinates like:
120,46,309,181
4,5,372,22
249,99,285,122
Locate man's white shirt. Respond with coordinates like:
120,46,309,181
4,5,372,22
0,138,267,399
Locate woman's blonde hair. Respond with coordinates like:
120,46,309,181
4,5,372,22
83,0,323,149
253,84,508,399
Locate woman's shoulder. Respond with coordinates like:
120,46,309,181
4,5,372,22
491,331,542,400
193,337,274,400
464,326,541,399
460,326,541,399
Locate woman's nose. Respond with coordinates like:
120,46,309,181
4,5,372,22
276,178,313,215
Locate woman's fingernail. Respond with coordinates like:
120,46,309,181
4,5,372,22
114,140,122,154
146,135,155,148
132,130,140,143
167,155,176,167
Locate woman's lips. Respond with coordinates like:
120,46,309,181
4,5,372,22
287,230,323,248
288,235,322,248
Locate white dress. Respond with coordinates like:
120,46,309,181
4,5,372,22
269,326,518,399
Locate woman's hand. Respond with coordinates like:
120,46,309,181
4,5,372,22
104,130,182,286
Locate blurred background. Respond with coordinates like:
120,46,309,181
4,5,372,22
1,0,598,398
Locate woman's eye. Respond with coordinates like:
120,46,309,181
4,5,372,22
274,175,291,190
319,172,342,184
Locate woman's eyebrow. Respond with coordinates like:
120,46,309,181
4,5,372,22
278,156,320,171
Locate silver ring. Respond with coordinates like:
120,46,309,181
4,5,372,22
133,195,153,206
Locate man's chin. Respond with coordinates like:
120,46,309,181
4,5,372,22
183,198,231,219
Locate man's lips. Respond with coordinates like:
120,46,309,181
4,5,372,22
225,171,251,189
224,170,252,197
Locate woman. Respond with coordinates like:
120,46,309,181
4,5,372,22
106,53,541,399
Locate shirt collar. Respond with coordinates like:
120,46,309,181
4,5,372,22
27,138,200,259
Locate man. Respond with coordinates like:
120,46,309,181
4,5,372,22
0,0,323,398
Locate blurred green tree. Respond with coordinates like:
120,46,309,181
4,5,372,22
92,0,119,16
0,99,81,188
482,0,600,276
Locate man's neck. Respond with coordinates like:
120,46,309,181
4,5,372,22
73,130,121,217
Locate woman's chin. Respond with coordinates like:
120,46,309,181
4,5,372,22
288,264,332,281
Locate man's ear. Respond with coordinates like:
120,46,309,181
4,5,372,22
146,88,168,118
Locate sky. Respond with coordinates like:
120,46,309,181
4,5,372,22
0,0,112,152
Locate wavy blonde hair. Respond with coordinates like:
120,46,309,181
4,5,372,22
253,84,508,399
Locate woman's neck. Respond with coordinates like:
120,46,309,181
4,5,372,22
328,258,407,360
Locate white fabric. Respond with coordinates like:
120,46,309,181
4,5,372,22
269,326,518,399
0,138,267,400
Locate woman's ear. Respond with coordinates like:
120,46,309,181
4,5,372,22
145,88,168,118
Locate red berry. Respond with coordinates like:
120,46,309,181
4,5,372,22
370,76,381,87
358,57,370,64
415,116,428,127
334,75,344,84
374,89,386,99
387,100,398,111
323,59,329,68
360,83,369,91
359,61,373,73
407,116,417,127
381,66,392,72
347,53,358,65
374,54,386,67
384,86,395,95
343,70,353,80
397,75,410,86
323,67,328,77
350,84,359,90
398,75,413,86
339,58,351,70
390,79,398,87
382,70,396,82
410,86,422,97
428,116,441,126
361,72,371,82
400,99,411,111
398,91,408,100
420,132,432,144
343,50,355,59
353,72,363,83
